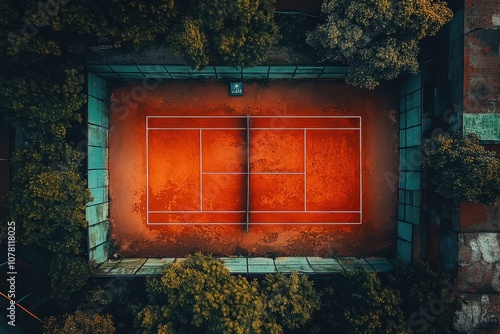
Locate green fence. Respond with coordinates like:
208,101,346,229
397,73,423,263
86,65,349,80
87,73,110,265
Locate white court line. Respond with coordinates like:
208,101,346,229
148,210,361,213
148,128,359,131
200,129,203,212
148,222,363,225
149,211,246,213
360,117,363,223
304,129,307,211
147,115,362,119
148,128,245,130
246,115,250,232
146,117,149,225
202,172,305,175
202,172,246,175
145,116,363,225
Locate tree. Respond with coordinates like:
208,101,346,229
49,255,90,301
43,311,115,334
328,270,411,334
26,0,177,49
137,253,267,334
261,272,320,330
306,0,453,88
0,0,177,59
9,142,91,300
424,132,500,206
10,142,91,254
0,0,62,59
169,0,279,69
0,64,86,143
136,253,320,334
388,261,461,334
169,18,208,69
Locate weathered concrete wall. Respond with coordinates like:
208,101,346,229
454,294,500,333
463,0,500,115
458,233,500,293
453,1,500,332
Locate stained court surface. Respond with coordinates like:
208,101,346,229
109,81,398,257
147,116,361,226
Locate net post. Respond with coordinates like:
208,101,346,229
246,114,250,232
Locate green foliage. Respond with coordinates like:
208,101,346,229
261,272,320,330
424,132,500,206
136,253,319,334
328,270,411,334
49,255,90,301
137,253,267,334
10,142,90,254
0,0,176,59
169,18,208,69
0,1,62,59
306,0,453,88
28,0,177,49
9,141,91,300
0,64,86,143
388,261,461,334
43,310,115,334
169,0,279,69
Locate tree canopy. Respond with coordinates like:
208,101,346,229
0,64,86,142
136,253,319,334
169,0,279,69
43,311,116,334
306,0,453,88
424,132,500,206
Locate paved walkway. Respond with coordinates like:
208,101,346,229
93,256,396,276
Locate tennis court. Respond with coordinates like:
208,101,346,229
108,81,398,257
147,116,361,227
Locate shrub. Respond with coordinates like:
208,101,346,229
261,272,320,330
388,261,461,334
27,0,177,50
0,64,86,143
424,132,500,206
136,253,320,334
137,253,268,334
9,142,91,300
169,0,279,69
328,270,411,334
10,143,90,254
43,311,115,334
306,0,452,88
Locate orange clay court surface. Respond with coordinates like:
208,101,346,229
109,81,398,257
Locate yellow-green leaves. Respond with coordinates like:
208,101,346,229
307,0,453,88
424,132,500,206
169,0,279,70
138,253,319,333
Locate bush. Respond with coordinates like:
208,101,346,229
261,272,320,330
327,270,411,334
9,142,91,300
136,253,319,334
388,261,461,334
10,143,90,254
137,253,267,334
424,132,500,206
25,0,176,51
43,311,115,334
306,0,452,88
169,0,279,69
0,64,86,143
